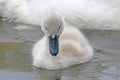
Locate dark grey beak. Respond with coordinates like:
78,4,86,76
48,36,59,56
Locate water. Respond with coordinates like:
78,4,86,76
0,19,120,80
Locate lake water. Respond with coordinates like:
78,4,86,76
0,19,120,80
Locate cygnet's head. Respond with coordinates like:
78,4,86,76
41,10,64,56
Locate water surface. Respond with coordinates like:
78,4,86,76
0,19,120,80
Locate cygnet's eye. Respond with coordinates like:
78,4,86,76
57,25,63,35
45,26,49,32
44,26,50,36
58,25,61,30
58,25,61,31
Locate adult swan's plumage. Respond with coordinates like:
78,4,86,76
32,10,93,69
0,0,120,30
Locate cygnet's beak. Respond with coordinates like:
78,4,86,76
48,35,59,56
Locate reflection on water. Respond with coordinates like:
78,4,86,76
0,71,34,80
0,42,17,53
0,19,120,80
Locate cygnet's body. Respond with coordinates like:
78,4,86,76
32,10,93,69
